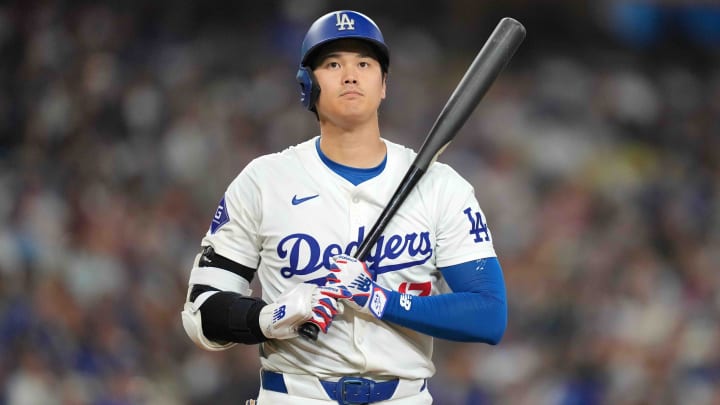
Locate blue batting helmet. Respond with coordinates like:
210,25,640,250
296,10,390,112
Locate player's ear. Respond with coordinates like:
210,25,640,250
381,72,387,100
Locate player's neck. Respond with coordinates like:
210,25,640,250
318,122,385,168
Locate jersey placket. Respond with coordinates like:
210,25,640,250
347,187,379,371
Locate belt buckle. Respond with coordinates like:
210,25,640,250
338,376,374,405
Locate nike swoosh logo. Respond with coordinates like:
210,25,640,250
292,194,319,205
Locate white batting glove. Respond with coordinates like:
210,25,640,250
326,254,389,319
258,283,349,339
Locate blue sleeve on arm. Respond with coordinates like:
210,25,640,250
381,257,507,343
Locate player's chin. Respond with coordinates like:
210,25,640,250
339,99,380,115
320,104,376,125
331,105,371,120
336,98,368,112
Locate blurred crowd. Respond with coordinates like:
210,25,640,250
1,1,719,405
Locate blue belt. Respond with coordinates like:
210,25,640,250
261,370,402,404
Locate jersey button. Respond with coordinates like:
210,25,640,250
352,196,360,204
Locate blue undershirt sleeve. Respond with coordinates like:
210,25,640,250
380,257,507,343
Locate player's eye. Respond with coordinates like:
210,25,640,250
359,61,370,68
326,61,340,69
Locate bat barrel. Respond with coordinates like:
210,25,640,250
415,17,526,171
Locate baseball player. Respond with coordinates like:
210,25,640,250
181,10,507,405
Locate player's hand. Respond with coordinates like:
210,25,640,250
258,283,350,339
326,254,389,319
309,284,352,333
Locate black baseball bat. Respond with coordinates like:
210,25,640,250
300,17,526,341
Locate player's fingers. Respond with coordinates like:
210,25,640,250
317,298,339,316
319,285,352,299
313,306,333,323
308,318,329,334
309,312,332,333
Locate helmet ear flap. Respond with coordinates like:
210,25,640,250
296,66,321,111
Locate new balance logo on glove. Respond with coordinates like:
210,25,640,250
348,275,372,292
273,305,287,322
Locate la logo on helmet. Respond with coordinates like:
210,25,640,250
335,12,355,31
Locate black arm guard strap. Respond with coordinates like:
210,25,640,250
199,246,255,282
200,291,269,344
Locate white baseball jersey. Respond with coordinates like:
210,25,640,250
201,136,496,380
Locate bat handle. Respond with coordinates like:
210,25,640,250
297,223,371,342
299,322,320,341
296,169,422,342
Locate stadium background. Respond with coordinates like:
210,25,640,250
1,1,719,404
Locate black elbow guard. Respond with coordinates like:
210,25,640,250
201,291,268,344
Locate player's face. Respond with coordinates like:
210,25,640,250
312,40,386,127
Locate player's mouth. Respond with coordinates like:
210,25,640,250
340,90,363,97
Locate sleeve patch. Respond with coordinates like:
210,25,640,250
463,207,491,243
210,196,230,234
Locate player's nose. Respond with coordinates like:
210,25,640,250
342,65,358,84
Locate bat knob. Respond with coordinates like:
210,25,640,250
299,322,319,341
